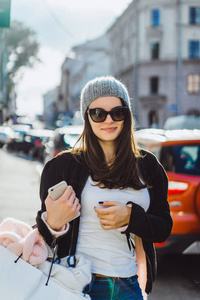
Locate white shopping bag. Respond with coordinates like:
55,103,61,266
0,245,90,300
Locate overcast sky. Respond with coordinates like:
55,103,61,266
10,0,132,116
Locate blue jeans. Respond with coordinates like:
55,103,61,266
83,274,143,300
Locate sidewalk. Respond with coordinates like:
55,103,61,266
0,149,42,225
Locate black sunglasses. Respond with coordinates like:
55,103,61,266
88,106,128,123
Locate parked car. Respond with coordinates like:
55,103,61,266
0,126,15,148
134,128,200,255
26,129,54,162
6,125,32,153
5,127,54,162
43,125,83,163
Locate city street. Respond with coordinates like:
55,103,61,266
0,149,199,299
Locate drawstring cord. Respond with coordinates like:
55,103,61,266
14,253,22,263
45,253,76,286
13,237,58,287
45,244,58,286
126,232,135,252
45,238,58,286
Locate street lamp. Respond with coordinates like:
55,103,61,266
0,0,11,28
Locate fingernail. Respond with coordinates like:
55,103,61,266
99,201,104,204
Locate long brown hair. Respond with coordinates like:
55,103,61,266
72,101,147,190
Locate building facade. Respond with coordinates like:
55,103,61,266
107,0,200,128
43,87,60,128
60,35,110,114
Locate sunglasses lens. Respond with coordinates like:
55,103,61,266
89,109,106,122
111,107,127,121
88,107,128,122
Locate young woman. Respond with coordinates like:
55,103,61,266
36,76,173,300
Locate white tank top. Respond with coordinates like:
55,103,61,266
76,176,150,278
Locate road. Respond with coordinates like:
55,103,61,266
0,149,199,299
149,254,200,299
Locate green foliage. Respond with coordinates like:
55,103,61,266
5,20,40,83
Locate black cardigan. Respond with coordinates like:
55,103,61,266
36,149,173,294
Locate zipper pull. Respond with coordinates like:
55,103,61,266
51,237,57,248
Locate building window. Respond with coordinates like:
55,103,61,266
150,77,159,94
151,9,160,26
187,74,200,93
189,7,200,24
151,43,159,59
189,41,200,58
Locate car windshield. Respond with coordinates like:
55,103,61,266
159,144,200,176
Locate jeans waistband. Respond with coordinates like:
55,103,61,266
92,273,138,280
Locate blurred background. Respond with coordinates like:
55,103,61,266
0,1,200,299
0,0,200,129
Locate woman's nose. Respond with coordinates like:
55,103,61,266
104,113,114,123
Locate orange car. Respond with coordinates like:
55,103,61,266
134,129,200,255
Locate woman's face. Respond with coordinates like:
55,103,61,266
88,96,124,146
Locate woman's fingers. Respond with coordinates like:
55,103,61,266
73,197,79,205
45,186,80,230
62,186,75,202
94,201,131,229
71,197,81,214
45,194,53,205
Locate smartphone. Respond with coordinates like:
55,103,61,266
48,181,68,200
48,180,80,221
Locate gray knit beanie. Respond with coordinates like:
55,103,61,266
80,76,131,119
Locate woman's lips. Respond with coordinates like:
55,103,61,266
102,127,117,132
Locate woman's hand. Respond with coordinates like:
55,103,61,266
45,186,81,231
94,201,131,230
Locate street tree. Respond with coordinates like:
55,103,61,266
5,20,40,83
